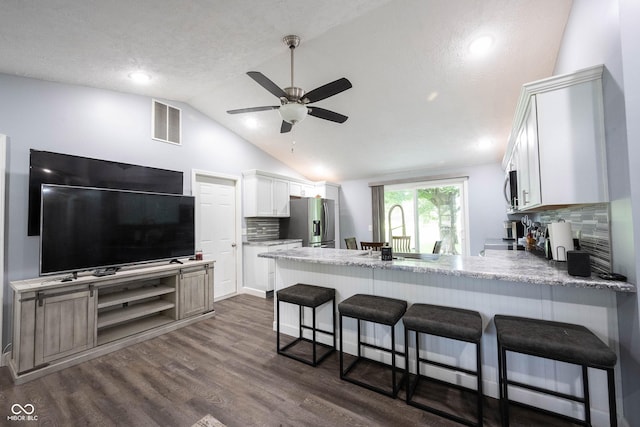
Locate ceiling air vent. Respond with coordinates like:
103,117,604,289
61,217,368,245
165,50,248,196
152,100,181,145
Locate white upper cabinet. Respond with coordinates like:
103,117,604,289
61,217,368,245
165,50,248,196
503,65,607,211
289,181,316,198
243,171,290,217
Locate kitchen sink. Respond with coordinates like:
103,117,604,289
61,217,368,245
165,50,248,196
394,252,440,261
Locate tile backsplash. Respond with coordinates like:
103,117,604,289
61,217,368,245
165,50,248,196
535,203,611,273
246,217,280,241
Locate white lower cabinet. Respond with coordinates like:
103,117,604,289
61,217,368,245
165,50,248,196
243,241,302,295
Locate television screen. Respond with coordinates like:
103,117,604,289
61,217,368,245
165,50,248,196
40,184,195,275
29,150,184,236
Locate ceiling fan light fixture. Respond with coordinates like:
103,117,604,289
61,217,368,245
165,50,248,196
128,70,152,84
469,35,494,55
279,102,308,124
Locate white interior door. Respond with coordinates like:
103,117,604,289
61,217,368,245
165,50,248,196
194,173,238,300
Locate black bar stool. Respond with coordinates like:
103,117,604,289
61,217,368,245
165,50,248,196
403,303,484,427
338,294,407,398
494,315,617,426
276,283,336,366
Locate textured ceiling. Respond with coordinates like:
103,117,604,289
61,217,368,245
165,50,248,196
0,0,573,182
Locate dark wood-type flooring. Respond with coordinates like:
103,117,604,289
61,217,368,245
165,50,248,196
0,294,578,426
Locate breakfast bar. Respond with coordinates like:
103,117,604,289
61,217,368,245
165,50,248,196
261,247,635,425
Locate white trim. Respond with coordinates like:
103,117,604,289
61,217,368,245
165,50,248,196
0,134,5,363
190,169,243,301
369,173,469,187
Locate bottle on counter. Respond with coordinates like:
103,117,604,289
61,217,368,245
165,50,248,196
526,231,536,251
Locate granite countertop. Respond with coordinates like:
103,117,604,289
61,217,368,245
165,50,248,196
243,239,302,247
259,247,636,293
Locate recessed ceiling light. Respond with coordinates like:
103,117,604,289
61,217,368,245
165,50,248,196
469,35,494,55
427,91,439,102
128,71,152,84
477,137,494,150
245,117,258,129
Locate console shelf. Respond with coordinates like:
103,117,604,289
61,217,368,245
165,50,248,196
97,300,176,329
9,260,214,384
97,314,174,345
97,285,175,309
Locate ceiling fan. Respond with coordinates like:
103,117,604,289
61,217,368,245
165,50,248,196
227,35,352,133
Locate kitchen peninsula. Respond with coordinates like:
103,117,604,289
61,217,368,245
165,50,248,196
261,247,635,424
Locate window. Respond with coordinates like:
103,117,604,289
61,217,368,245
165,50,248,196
384,178,469,255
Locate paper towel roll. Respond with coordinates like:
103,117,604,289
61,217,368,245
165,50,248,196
549,222,573,261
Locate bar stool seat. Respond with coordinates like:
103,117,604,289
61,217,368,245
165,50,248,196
495,315,617,426
339,294,407,398
277,283,336,367
403,304,484,427
339,294,407,325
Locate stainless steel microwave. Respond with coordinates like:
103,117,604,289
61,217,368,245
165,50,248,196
503,170,518,210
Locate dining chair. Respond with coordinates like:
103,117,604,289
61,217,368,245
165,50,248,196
360,241,387,251
392,236,411,252
344,237,358,250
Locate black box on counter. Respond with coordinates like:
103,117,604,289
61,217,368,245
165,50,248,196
381,246,393,261
567,250,591,277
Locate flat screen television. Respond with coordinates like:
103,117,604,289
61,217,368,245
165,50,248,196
40,184,195,276
29,150,184,236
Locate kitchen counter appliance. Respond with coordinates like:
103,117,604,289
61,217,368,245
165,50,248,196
282,197,335,248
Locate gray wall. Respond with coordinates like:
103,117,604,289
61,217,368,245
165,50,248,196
339,162,506,257
554,0,640,423
0,73,303,348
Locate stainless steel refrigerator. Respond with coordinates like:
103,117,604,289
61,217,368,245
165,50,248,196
283,198,335,247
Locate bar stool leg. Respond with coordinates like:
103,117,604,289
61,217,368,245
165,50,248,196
608,367,618,427
498,344,509,427
404,327,410,400
476,340,483,426
312,306,317,365
277,298,281,352
339,314,344,376
391,323,396,396
582,365,591,425
332,298,336,350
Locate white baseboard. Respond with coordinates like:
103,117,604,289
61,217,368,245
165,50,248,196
240,287,267,298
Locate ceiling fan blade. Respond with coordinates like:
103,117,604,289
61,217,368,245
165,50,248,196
247,71,287,99
308,107,348,123
227,106,279,114
302,78,352,103
280,121,293,133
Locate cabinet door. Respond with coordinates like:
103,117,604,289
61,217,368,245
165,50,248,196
273,179,290,217
537,80,608,205
180,269,210,318
521,97,541,208
289,181,302,197
243,246,270,291
34,289,95,365
301,184,315,197
255,175,275,216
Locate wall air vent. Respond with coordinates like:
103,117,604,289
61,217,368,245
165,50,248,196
152,99,181,145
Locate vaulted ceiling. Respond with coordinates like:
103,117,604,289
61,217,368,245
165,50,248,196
0,0,573,181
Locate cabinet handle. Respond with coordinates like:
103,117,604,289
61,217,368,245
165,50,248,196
522,190,529,205
503,175,510,205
